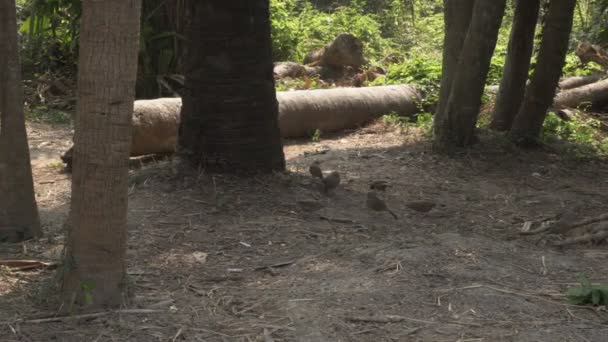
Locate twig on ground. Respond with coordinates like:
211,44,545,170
254,260,295,271
0,260,57,271
319,215,356,224
19,309,162,324
345,314,480,326
172,328,183,342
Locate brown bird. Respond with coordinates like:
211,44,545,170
370,180,390,191
406,200,436,213
367,191,398,219
322,171,341,193
309,161,324,179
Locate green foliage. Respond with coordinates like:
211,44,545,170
572,0,608,46
370,56,442,108
404,11,444,58
487,45,508,86
562,53,605,77
270,0,300,61
382,112,433,136
567,275,608,306
47,160,65,169
18,0,183,99
26,106,71,124
311,128,322,142
542,111,608,156
80,280,96,305
382,112,410,126
294,4,391,62
18,0,81,78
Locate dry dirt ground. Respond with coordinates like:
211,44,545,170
1,121,608,342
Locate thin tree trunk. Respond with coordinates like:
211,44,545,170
433,0,507,152
509,0,577,146
61,0,141,309
179,0,285,173
0,0,41,242
491,0,541,131
433,0,475,134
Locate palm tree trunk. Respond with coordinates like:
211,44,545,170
434,0,475,123
491,0,541,131
433,0,507,152
61,0,142,309
179,0,285,173
509,0,577,146
0,0,41,242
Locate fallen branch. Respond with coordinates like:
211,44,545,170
20,309,162,324
0,260,57,271
344,314,481,327
345,315,434,325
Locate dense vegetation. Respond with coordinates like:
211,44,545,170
16,0,608,90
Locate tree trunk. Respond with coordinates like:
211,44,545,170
0,0,41,242
433,0,507,152
61,0,141,309
509,0,577,146
179,1,285,173
490,0,540,131
433,0,475,133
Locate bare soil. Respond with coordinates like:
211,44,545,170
1,121,608,342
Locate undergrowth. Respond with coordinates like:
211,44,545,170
382,112,433,137
25,106,71,125
542,111,608,158
567,275,608,307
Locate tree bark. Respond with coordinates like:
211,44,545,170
277,85,421,137
490,0,540,131
553,78,608,109
558,74,605,90
509,0,577,146
0,0,41,242
433,0,475,134
433,0,507,152
61,0,141,309
179,1,285,173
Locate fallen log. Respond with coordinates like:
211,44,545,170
558,74,605,90
130,98,181,155
277,85,421,137
553,78,608,109
486,74,605,95
62,85,421,167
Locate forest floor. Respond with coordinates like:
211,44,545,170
1,120,608,342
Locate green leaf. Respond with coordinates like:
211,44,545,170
80,280,96,291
